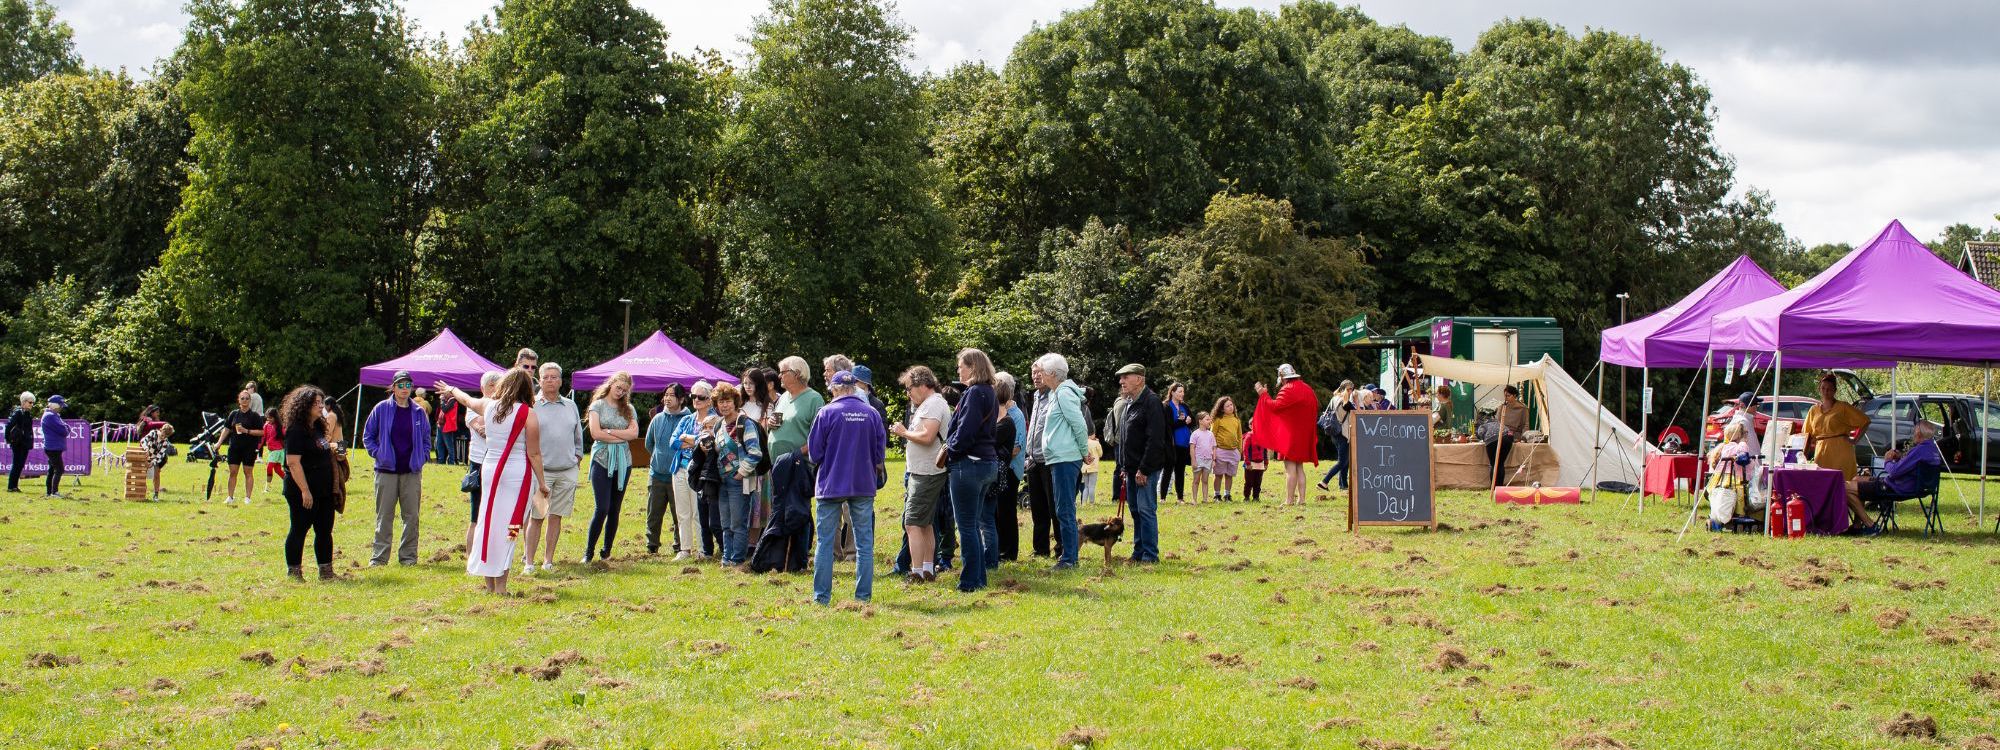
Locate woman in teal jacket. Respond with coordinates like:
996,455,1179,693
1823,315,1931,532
1035,354,1091,568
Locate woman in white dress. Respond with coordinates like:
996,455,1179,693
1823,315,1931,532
437,369,546,595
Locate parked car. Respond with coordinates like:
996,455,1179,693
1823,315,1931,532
1854,394,2000,475
1703,396,1816,442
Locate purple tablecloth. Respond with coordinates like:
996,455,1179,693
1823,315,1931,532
1769,467,1849,536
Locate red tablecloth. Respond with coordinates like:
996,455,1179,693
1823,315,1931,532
1769,467,1850,536
1642,454,1703,501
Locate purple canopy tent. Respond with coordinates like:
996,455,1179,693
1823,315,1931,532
571,331,738,392
1710,220,2000,527
358,328,507,390
1600,255,1889,521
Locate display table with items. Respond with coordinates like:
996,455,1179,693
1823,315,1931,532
1643,453,1704,502
1434,440,1558,490
1768,467,1849,536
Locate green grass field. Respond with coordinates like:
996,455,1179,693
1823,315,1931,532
4,454,2000,749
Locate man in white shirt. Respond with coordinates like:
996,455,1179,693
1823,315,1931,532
524,363,583,573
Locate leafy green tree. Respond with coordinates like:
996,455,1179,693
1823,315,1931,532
0,0,80,86
1149,192,1373,406
1928,222,2000,263
718,0,949,366
0,272,238,424
0,71,134,322
1277,1,1457,144
429,0,724,365
934,217,1155,389
88,71,191,294
938,0,1334,296
161,0,434,386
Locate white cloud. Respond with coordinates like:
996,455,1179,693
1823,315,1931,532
48,0,2000,246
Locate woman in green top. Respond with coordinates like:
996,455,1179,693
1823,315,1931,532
584,371,639,562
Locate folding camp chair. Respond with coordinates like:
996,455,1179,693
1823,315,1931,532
1866,468,1944,537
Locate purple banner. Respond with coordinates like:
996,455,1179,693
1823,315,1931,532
1431,318,1455,358
0,418,93,477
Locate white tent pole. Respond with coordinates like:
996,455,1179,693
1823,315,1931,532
1889,367,1899,458
1639,366,1650,514
1768,353,1783,467
1698,350,1713,463
1591,364,1605,504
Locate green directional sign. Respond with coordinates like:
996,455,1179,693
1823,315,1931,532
1338,314,1370,346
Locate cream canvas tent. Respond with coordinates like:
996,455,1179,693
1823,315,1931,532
1414,354,1646,489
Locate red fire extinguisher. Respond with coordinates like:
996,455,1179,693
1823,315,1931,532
1768,494,1787,538
1786,493,1807,538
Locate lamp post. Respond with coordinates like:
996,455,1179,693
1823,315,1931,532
1616,293,1629,425
619,298,633,350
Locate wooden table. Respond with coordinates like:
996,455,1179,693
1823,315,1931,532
1643,453,1703,502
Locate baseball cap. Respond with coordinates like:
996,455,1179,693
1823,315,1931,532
47,395,66,408
852,365,873,384
392,370,414,387
831,370,859,388
1116,363,1146,377
1278,363,1300,381
1733,391,1760,407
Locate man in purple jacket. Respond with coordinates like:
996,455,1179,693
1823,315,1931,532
806,370,886,605
362,371,432,566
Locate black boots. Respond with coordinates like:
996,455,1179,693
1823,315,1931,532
318,564,336,580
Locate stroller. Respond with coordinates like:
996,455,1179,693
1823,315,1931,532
184,412,224,463
749,451,814,574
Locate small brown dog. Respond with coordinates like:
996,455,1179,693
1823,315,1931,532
1080,494,1126,574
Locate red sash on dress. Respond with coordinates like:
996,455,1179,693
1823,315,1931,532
478,405,531,563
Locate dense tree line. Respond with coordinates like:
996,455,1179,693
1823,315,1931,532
3,0,1987,426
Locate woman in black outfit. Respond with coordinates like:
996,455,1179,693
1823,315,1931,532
281,386,340,581
988,374,1020,564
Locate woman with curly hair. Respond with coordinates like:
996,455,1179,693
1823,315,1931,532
280,386,338,581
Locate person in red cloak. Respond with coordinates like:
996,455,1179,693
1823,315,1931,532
1252,363,1319,506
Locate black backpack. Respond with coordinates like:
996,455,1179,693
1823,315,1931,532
751,420,773,476
5,410,29,444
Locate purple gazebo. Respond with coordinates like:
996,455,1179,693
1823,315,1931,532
359,328,507,391
572,331,738,392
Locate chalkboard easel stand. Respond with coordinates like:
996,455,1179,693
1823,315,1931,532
1346,409,1438,532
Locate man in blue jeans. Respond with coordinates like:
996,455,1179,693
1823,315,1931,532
1114,364,1167,563
806,370,886,605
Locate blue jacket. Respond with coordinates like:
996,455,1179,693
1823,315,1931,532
1006,402,1027,477
806,393,886,499
646,409,694,481
39,410,66,450
361,398,431,474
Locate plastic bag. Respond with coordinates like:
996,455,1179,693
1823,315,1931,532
1707,486,1738,525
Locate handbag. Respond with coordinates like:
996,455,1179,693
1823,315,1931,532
628,436,651,469
460,462,482,493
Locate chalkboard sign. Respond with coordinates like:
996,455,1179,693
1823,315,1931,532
1347,410,1436,530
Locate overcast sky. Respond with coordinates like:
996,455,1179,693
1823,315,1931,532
51,0,2000,249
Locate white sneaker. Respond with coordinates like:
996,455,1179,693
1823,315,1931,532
223,495,235,505
541,562,554,572
241,496,252,506
673,551,690,561
522,564,538,577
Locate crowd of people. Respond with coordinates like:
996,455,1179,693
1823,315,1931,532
10,348,1467,604
220,349,1341,603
